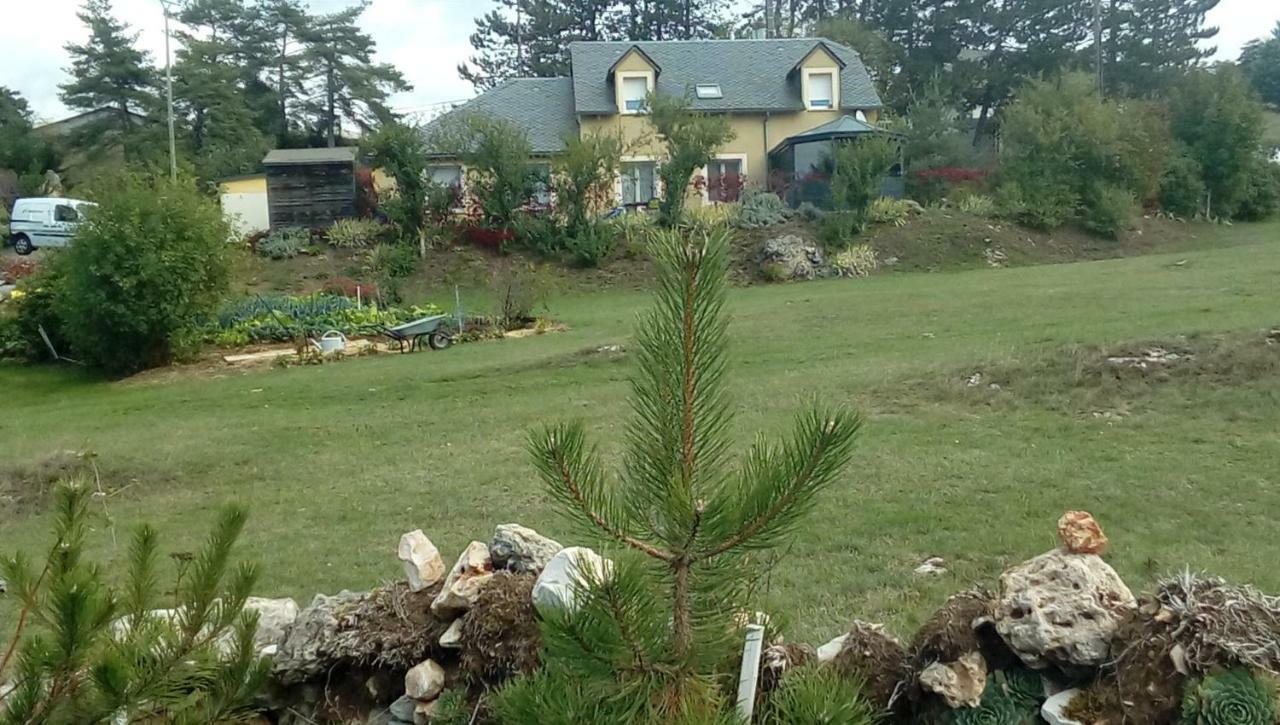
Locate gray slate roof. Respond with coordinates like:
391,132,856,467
569,38,882,115
788,114,882,139
263,147,359,165
432,77,579,155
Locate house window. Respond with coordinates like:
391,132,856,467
807,72,834,109
428,164,462,188
620,76,650,113
695,83,722,99
529,162,552,207
706,159,743,203
621,161,657,206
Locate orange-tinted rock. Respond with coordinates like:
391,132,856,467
1057,511,1109,555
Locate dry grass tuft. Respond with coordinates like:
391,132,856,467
326,581,453,670
829,620,909,713
459,572,541,685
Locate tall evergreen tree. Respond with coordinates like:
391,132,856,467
1240,22,1280,109
1103,0,1220,95
250,0,312,144
59,0,158,156
302,0,410,147
460,0,614,90
0,88,61,193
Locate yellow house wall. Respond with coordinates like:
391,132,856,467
614,48,656,73
218,175,266,194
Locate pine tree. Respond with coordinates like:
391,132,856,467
301,0,410,147
459,0,613,90
59,0,158,157
1103,0,1220,95
527,229,860,719
1240,22,1280,109
0,88,61,193
0,479,269,723
249,0,312,144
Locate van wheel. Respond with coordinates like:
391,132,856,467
12,235,33,255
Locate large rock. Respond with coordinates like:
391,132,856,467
245,596,300,650
490,524,563,574
531,546,612,613
758,234,826,281
398,530,446,592
388,695,417,722
439,618,463,649
994,549,1136,668
404,658,445,701
430,541,494,617
919,652,988,708
273,590,365,684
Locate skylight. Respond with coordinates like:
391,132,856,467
695,84,723,99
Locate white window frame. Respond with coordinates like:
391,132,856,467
699,153,749,205
617,71,655,115
618,156,660,206
694,83,722,99
425,163,466,210
803,68,839,110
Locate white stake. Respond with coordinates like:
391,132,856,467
736,624,766,722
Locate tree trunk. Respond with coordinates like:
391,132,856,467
326,64,337,148
672,559,692,659
277,30,289,141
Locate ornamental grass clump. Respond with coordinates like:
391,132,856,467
521,228,861,721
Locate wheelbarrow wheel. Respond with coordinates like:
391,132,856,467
428,332,453,350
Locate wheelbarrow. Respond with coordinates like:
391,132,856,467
375,314,455,353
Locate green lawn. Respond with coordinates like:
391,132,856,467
3,222,1279,643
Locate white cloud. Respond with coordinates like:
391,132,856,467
2,0,1276,123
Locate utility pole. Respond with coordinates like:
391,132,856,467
1093,0,1104,95
161,0,178,182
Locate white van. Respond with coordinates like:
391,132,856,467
7,197,96,255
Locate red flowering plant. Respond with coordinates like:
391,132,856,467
2,257,39,285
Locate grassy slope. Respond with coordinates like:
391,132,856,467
2,222,1279,643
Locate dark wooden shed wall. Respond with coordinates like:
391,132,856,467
265,161,356,229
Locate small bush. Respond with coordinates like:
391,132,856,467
832,244,879,278
320,275,379,301
957,193,996,216
257,227,309,259
685,201,741,231
763,666,878,725
1160,153,1207,218
512,213,566,259
6,263,67,361
995,179,1076,230
760,260,788,283
56,176,230,372
830,136,899,224
461,223,516,253
1235,160,1280,222
565,222,616,268
1,256,38,285
365,243,418,279
1081,183,1137,239
327,217,384,248
795,201,826,222
490,264,548,327
868,197,911,227
610,212,657,258
736,189,792,228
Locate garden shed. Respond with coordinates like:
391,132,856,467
263,147,359,229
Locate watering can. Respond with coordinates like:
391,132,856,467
312,330,347,354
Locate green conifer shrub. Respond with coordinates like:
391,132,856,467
0,479,268,724
523,228,861,721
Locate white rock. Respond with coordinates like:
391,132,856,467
413,700,437,725
439,618,464,649
816,633,849,663
914,556,948,576
404,658,445,701
430,541,494,617
1041,689,1086,725
398,530,446,592
531,546,613,614
274,590,365,685
919,652,988,708
245,596,300,649
490,524,563,574
994,549,1136,668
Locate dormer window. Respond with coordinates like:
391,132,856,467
806,71,834,109
620,74,652,113
695,83,722,99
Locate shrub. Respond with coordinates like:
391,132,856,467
1082,183,1138,239
365,242,418,279
429,113,538,229
327,218,384,248
55,176,230,373
685,201,741,231
832,243,879,278
957,193,996,216
564,222,616,268
646,93,736,227
763,666,878,725
320,275,379,301
995,178,1076,230
1,256,38,285
461,223,517,253
257,227,309,259
0,479,269,723
5,262,67,361
829,136,899,235
759,260,788,282
736,189,792,228
610,212,657,258
371,121,436,243
868,197,912,226
490,264,548,327
512,212,567,259
554,132,623,235
1235,160,1280,222
1161,153,1208,218
795,201,826,222
526,229,858,719
909,167,989,205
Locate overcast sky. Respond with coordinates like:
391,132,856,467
3,0,1277,124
